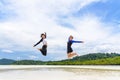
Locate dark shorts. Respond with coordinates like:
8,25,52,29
67,47,73,53
40,45,47,56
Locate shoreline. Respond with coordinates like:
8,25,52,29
0,65,120,71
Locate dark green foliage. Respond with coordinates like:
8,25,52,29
71,53,120,61
12,53,120,65
13,60,44,65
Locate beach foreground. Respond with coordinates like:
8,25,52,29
0,65,120,80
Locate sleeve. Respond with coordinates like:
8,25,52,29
72,40,83,43
34,38,43,47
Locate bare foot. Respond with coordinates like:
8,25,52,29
37,48,41,51
70,53,78,58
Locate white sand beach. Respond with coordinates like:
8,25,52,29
0,65,120,80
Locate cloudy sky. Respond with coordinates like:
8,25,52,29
0,0,120,61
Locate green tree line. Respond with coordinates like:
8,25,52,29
12,53,120,65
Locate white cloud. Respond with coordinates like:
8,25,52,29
16,57,21,60
0,0,101,51
1,49,14,53
29,55,38,60
0,0,120,60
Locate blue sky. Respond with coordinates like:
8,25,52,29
0,0,120,61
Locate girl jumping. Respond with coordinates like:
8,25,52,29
67,35,84,59
33,32,47,56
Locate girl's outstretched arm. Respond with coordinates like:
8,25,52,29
72,40,84,43
33,38,43,47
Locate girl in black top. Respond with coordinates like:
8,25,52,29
67,35,84,59
33,32,47,56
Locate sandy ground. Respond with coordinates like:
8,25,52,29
0,65,120,70
0,65,120,80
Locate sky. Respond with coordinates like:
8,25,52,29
0,0,120,61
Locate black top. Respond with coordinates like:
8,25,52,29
67,40,83,53
67,40,73,53
34,38,43,47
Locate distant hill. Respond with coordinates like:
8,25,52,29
0,58,15,65
12,53,120,65
67,53,120,61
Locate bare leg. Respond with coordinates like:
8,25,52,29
70,52,78,58
67,53,73,59
37,48,41,51
73,52,79,56
67,53,71,59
